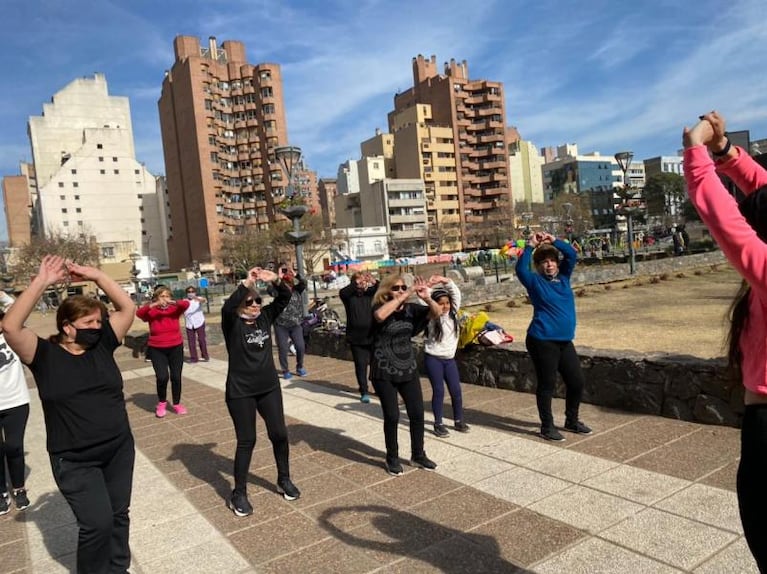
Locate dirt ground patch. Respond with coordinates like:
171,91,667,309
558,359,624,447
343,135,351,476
465,264,742,359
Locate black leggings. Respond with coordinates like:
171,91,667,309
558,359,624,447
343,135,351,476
51,433,135,574
372,375,425,460
525,334,585,430
226,387,290,494
0,403,29,491
350,344,371,395
737,404,767,572
148,344,184,404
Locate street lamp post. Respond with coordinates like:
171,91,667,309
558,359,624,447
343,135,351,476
561,202,574,243
520,212,534,240
275,145,311,315
128,251,141,301
614,151,638,274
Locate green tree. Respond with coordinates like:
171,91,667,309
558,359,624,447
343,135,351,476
643,172,686,225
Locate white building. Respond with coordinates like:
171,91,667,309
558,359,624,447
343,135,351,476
509,139,545,209
336,160,360,195
27,73,168,267
332,226,389,263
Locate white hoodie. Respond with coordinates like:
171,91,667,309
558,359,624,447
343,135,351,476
423,280,461,359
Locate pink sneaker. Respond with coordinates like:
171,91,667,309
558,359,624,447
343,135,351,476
173,403,188,415
155,401,167,418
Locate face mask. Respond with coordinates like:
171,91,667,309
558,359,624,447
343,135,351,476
239,312,260,321
187,293,196,299
74,327,102,348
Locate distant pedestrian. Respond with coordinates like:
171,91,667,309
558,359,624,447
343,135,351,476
183,286,209,362
516,232,592,442
268,265,307,379
339,271,378,403
136,286,190,417
683,111,767,571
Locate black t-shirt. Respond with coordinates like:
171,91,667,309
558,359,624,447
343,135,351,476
339,281,378,345
221,282,290,399
28,319,130,457
370,302,430,383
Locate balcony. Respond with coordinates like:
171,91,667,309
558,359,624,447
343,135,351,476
391,228,427,240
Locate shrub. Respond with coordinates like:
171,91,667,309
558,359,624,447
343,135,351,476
650,276,660,284
483,303,494,312
576,288,586,297
506,299,518,308
659,273,669,281
676,272,686,278
694,269,703,276
604,284,612,291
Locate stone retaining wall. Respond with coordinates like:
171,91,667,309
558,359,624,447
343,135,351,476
304,331,743,428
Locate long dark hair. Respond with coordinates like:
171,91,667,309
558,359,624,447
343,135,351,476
429,290,458,343
725,280,751,386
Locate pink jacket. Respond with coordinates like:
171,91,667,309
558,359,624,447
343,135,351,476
684,145,767,395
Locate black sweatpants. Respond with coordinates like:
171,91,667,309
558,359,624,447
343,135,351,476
226,387,290,494
525,334,585,431
350,344,372,395
0,403,30,491
372,374,425,460
50,432,135,574
148,344,184,404
737,404,767,572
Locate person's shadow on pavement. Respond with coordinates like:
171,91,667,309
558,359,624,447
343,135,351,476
318,504,532,573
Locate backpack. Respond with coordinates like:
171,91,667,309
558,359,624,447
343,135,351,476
458,311,489,349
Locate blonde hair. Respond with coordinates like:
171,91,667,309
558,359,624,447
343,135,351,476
373,274,405,306
151,286,172,301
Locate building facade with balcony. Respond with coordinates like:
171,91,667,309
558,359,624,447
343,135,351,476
158,35,317,271
391,55,513,250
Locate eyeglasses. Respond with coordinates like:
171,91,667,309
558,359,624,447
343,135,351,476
244,298,262,306
390,285,406,292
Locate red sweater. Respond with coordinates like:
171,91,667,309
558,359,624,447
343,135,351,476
684,145,767,396
136,300,190,348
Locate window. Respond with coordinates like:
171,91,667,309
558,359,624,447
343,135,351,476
134,169,140,175
114,170,119,174
71,169,77,174
59,195,65,200
73,182,79,188
101,246,114,258
99,157,104,162
61,208,68,214
262,103,275,114
261,87,273,98
100,169,105,174
75,208,81,213
112,157,118,162
63,221,69,227
97,144,103,149
137,194,143,199
58,182,64,188
74,195,80,200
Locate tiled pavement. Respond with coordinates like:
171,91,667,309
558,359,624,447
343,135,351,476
0,343,759,573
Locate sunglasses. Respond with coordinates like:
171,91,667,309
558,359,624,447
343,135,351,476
244,297,262,306
390,285,407,292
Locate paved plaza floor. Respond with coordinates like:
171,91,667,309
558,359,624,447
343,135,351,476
0,327,759,573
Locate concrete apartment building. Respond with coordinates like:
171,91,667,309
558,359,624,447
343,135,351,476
26,74,167,266
509,139,545,211
159,35,318,271
392,55,513,249
387,103,461,253
1,161,38,246
317,178,337,228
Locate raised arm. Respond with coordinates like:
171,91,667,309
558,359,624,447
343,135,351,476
67,262,136,340
3,255,69,363
414,276,441,319
554,239,578,277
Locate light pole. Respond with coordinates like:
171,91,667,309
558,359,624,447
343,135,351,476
614,151,638,274
520,212,534,240
275,145,310,315
561,202,573,243
129,251,141,301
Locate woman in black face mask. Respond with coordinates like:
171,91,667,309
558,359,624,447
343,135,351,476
3,255,137,574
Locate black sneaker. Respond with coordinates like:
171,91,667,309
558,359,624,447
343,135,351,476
385,457,404,476
564,420,592,435
13,489,30,511
411,453,437,471
433,424,450,438
540,427,565,442
227,490,253,517
454,421,471,433
277,478,301,501
0,493,9,516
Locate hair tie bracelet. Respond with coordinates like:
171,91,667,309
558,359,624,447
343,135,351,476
713,138,731,157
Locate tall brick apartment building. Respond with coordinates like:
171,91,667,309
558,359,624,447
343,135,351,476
159,35,301,270
392,55,513,249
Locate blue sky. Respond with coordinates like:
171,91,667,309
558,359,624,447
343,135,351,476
2,0,766,241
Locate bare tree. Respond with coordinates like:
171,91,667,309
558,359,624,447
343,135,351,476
218,226,279,278
10,231,100,287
